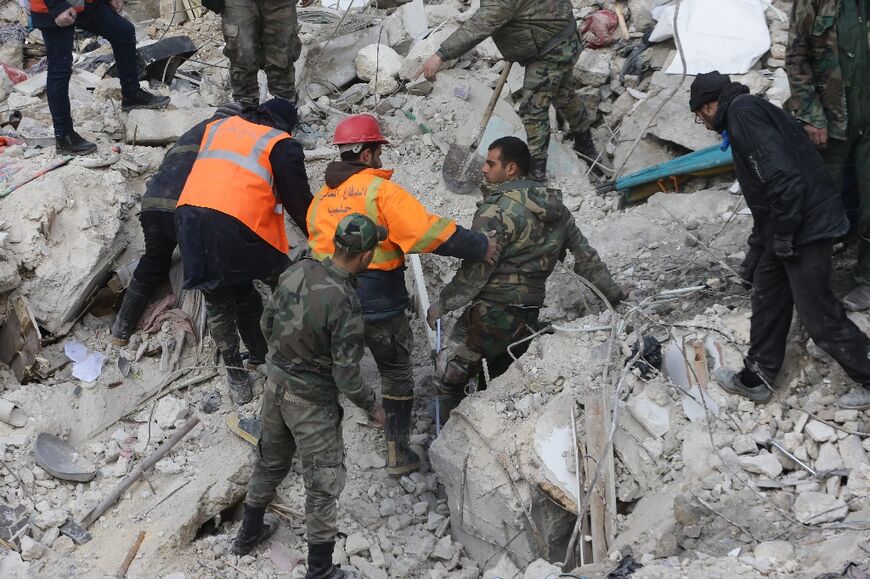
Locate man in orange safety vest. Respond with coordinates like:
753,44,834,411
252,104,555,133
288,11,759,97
307,114,499,477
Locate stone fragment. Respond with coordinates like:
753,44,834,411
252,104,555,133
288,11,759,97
346,501,382,530
732,434,757,455
345,532,369,557
430,535,456,561
754,540,794,563
426,512,445,531
815,442,843,473
805,420,836,443
51,536,75,554
154,395,189,429
20,536,46,561
739,452,783,479
627,389,671,438
834,409,858,423
126,108,216,145
155,458,183,475
137,422,164,447
33,510,67,530
839,436,868,472
386,514,412,531
350,556,387,579
793,491,848,524
847,463,870,503
412,501,429,517
357,453,387,470
574,49,611,86
483,553,521,579
522,559,561,579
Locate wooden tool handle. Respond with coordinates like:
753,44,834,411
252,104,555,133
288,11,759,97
469,61,514,150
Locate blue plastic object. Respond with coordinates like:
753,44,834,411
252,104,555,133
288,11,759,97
613,142,734,193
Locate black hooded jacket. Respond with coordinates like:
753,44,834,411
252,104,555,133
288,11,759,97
724,93,848,248
176,103,313,291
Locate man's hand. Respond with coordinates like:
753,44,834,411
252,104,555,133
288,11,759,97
484,231,501,265
55,7,77,26
418,54,443,81
773,234,798,259
369,405,387,428
803,124,828,149
427,304,441,330
109,0,123,12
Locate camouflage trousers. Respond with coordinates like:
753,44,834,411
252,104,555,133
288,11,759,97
434,301,539,401
364,313,415,402
517,35,590,161
245,379,347,544
222,0,302,105
202,282,268,362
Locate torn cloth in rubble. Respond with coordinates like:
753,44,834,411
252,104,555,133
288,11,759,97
137,293,195,336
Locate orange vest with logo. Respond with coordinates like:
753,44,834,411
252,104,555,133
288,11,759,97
177,116,291,254
307,168,457,271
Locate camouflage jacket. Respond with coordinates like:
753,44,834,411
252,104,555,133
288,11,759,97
437,179,620,313
785,0,870,138
261,257,376,412
437,0,576,66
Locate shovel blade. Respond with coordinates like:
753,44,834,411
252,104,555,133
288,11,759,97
60,520,92,545
442,144,483,195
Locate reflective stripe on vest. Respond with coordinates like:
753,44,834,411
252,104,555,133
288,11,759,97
177,117,290,253
363,178,403,266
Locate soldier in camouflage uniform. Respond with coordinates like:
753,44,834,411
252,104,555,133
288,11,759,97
426,137,626,422
785,0,870,310
209,0,309,106
231,214,387,579
419,0,609,181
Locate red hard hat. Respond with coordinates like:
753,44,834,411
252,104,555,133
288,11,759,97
333,114,390,146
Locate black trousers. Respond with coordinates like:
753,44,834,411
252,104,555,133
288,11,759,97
746,239,870,386
132,211,177,286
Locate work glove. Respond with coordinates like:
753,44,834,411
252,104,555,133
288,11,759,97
739,245,763,285
773,234,798,260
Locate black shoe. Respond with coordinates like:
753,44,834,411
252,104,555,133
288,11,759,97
714,367,772,403
573,129,613,176
230,505,279,556
223,347,253,405
121,88,171,112
56,132,97,156
529,158,547,182
383,397,421,477
111,277,150,344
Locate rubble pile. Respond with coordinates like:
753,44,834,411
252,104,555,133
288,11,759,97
0,0,868,577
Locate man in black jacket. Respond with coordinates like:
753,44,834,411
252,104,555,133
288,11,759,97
110,102,243,345
690,71,870,410
176,98,312,405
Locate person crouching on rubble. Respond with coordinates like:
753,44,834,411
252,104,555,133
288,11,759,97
31,0,170,155
175,98,312,406
426,136,627,426
231,214,387,579
690,71,870,410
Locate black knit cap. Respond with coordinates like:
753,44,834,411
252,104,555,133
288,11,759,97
689,71,731,112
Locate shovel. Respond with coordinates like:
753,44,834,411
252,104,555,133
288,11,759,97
442,61,513,194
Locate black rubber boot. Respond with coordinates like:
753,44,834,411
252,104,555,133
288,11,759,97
383,398,421,478
111,277,149,345
230,504,279,556
56,131,97,156
121,88,171,112
306,542,357,578
573,129,613,175
529,158,547,182
223,346,253,405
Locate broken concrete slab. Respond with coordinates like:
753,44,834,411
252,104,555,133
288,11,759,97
574,49,612,86
125,108,216,145
12,71,47,98
793,492,848,524
739,451,783,479
355,43,402,83
398,23,460,81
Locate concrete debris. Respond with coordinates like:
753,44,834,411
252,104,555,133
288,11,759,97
125,108,216,145
793,492,848,524
738,451,783,479
804,420,837,443
19,535,46,561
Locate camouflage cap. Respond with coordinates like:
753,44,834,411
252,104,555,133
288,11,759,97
334,213,387,254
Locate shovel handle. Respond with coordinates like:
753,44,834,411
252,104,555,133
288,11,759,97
469,62,514,150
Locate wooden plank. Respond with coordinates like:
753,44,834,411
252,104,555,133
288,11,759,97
0,296,42,383
584,387,608,562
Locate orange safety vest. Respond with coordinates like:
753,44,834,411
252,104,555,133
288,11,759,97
307,168,457,271
30,0,92,14
177,116,291,254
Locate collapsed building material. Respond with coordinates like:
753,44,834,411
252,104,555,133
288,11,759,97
33,433,97,482
0,296,40,383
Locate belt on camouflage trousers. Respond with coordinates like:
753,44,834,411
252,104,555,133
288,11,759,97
283,390,329,406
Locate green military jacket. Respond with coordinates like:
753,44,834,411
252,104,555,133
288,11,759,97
261,257,376,412
436,0,576,66
437,179,620,313
785,0,870,139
